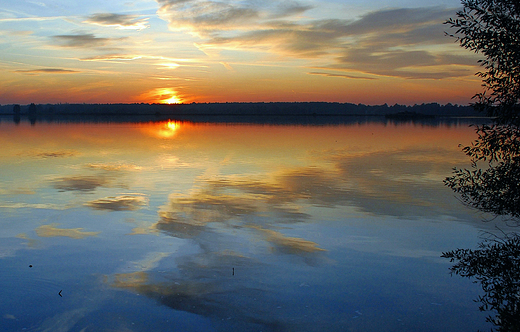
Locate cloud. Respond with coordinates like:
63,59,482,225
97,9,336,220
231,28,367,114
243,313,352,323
34,150,77,157
307,71,376,80
107,252,287,330
85,163,142,171
83,13,149,30
156,0,260,35
156,0,314,37
80,54,143,61
51,33,118,48
0,202,65,210
14,68,79,75
35,223,100,239
84,195,149,211
52,175,109,192
268,1,314,19
335,47,457,79
161,4,478,79
339,7,454,35
254,227,326,254
207,21,344,57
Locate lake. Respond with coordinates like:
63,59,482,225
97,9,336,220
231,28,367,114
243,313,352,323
0,117,501,331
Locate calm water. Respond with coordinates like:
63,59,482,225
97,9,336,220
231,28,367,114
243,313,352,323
0,119,500,331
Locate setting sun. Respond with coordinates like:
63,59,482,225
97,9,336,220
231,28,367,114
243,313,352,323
164,94,182,104
138,88,183,104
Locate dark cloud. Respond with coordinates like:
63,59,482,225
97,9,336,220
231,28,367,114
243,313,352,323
84,195,148,211
14,68,79,75
196,5,478,78
342,7,454,35
252,226,325,255
51,33,118,48
108,251,289,330
80,54,142,61
30,150,77,158
332,46,474,79
158,146,464,225
307,72,376,80
208,23,343,57
52,175,109,192
51,163,135,192
83,13,149,30
157,167,350,235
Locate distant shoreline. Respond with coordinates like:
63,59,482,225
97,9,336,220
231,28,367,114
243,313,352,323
0,101,479,118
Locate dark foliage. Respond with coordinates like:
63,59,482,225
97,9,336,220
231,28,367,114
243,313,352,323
442,233,520,331
445,0,520,125
444,3,520,330
444,124,520,221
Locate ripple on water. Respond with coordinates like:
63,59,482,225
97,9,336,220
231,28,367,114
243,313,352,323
0,264,64,300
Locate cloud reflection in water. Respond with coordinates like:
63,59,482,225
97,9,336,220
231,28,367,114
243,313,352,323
85,195,148,211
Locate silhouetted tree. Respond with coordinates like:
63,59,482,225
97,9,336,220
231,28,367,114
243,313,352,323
442,233,520,331
444,3,520,330
445,0,520,125
28,103,37,114
444,124,520,222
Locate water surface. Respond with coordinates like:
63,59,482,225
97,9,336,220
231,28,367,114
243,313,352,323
0,119,499,331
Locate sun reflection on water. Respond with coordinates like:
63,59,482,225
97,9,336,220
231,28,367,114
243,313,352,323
139,120,183,139
156,120,181,138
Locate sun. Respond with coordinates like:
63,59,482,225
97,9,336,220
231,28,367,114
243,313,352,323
164,94,182,104
139,87,183,104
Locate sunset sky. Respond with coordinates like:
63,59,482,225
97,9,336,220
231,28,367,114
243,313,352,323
0,0,483,105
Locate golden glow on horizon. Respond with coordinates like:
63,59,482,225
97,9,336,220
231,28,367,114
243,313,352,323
0,2,485,106
164,94,182,104
137,88,184,104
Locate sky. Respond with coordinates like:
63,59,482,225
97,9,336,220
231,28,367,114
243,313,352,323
0,0,484,105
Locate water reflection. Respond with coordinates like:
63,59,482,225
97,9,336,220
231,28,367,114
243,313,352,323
0,119,493,331
35,223,100,239
444,123,520,331
442,234,520,331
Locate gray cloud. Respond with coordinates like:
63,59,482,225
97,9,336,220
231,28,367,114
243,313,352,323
26,150,77,158
83,13,149,30
80,54,142,61
108,252,288,330
156,0,260,34
190,5,478,78
307,71,376,80
84,195,148,211
156,0,314,36
252,226,326,255
333,46,474,79
342,7,454,35
14,68,80,75
51,163,136,192
52,33,119,48
52,175,109,192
